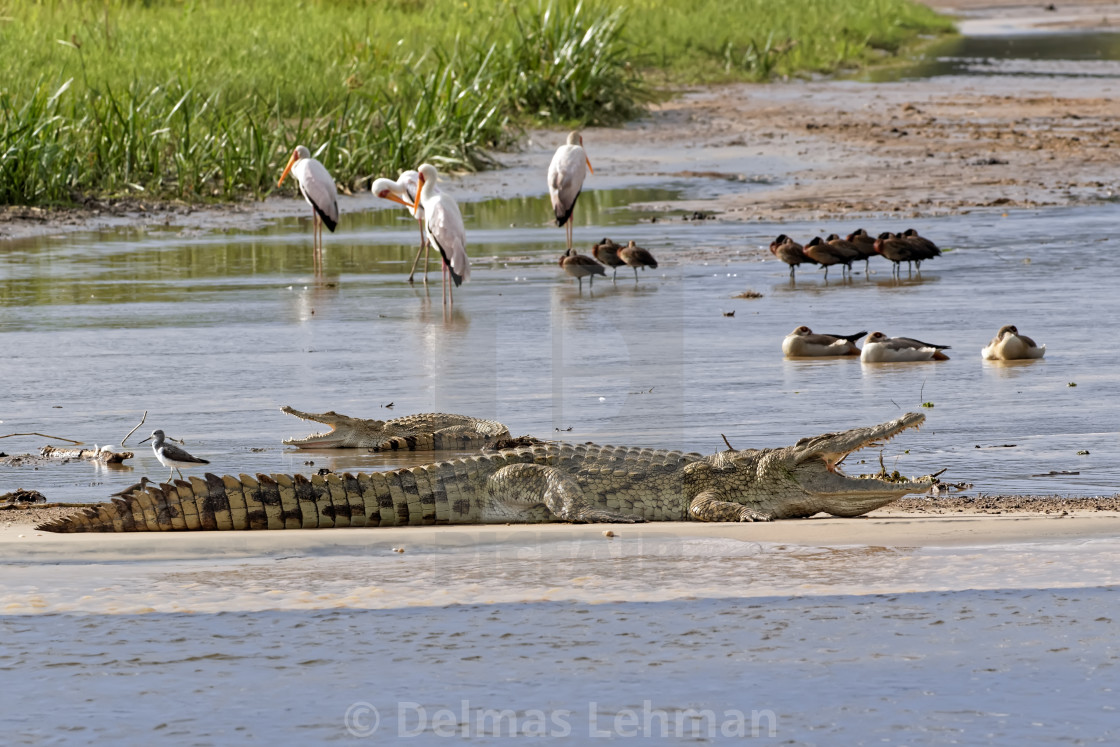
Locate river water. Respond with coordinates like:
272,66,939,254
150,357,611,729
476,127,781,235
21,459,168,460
1,177,1118,500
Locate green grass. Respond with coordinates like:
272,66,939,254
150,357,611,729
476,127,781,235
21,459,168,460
0,0,951,206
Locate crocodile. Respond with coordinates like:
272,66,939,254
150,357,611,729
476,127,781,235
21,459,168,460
281,405,510,450
38,413,932,532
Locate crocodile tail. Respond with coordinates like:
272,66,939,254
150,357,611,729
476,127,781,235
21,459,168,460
35,464,487,532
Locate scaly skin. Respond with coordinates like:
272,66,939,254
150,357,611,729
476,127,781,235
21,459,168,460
38,414,932,532
281,406,510,450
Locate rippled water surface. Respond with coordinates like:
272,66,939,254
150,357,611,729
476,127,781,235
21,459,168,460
1,184,1117,500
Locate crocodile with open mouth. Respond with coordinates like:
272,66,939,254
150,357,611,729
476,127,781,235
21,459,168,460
38,413,934,532
281,405,511,450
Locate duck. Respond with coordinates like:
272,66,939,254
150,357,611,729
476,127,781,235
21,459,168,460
770,234,816,278
591,238,626,279
861,331,951,362
559,248,606,290
982,324,1046,360
901,228,941,270
803,236,857,279
845,228,879,273
617,240,658,280
782,326,867,357
873,232,919,275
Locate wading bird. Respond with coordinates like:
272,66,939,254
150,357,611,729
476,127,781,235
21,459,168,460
278,145,339,274
803,236,856,279
982,324,1046,360
873,232,919,276
770,234,815,278
901,228,942,271
845,229,879,274
371,170,434,284
548,131,594,252
139,430,210,483
861,332,951,362
782,326,867,357
559,248,606,290
591,238,625,280
617,240,658,281
411,163,469,306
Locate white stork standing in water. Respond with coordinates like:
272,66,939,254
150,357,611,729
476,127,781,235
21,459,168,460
411,163,469,307
371,169,437,284
278,145,339,274
547,131,593,252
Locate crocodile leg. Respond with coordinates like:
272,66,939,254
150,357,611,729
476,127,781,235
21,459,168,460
688,491,772,522
487,463,645,523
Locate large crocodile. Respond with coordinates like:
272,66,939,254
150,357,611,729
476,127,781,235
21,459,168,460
38,413,933,532
281,405,510,450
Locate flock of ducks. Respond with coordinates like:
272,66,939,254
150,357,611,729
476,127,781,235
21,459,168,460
783,325,1046,362
770,228,941,278
559,238,659,289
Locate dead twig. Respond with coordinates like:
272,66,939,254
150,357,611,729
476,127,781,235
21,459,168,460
0,432,82,444
121,410,147,446
721,433,735,451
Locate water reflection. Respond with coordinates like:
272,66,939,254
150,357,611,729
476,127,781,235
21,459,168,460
860,32,1120,83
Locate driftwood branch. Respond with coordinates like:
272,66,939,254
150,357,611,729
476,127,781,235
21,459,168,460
121,410,147,446
0,432,83,444
39,445,133,464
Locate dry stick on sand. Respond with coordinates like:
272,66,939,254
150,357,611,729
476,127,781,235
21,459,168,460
121,410,147,446
0,432,82,444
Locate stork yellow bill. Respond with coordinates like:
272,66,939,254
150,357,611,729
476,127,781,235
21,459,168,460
371,170,433,284
411,163,469,307
278,145,339,274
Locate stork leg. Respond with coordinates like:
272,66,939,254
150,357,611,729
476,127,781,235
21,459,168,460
407,218,429,285
312,211,322,275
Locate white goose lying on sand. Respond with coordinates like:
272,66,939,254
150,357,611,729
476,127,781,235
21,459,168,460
982,324,1046,360
861,331,951,362
782,326,867,357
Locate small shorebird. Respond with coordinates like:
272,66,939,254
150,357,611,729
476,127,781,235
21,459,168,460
770,234,815,278
982,324,1046,360
371,170,432,284
548,131,594,252
591,238,625,279
412,163,470,307
559,248,606,290
861,332,951,362
278,145,339,274
110,476,152,498
782,326,867,357
617,240,658,280
139,430,210,483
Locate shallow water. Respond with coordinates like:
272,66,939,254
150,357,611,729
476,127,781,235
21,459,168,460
1,184,1118,500
861,30,1120,82
2,533,1119,742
